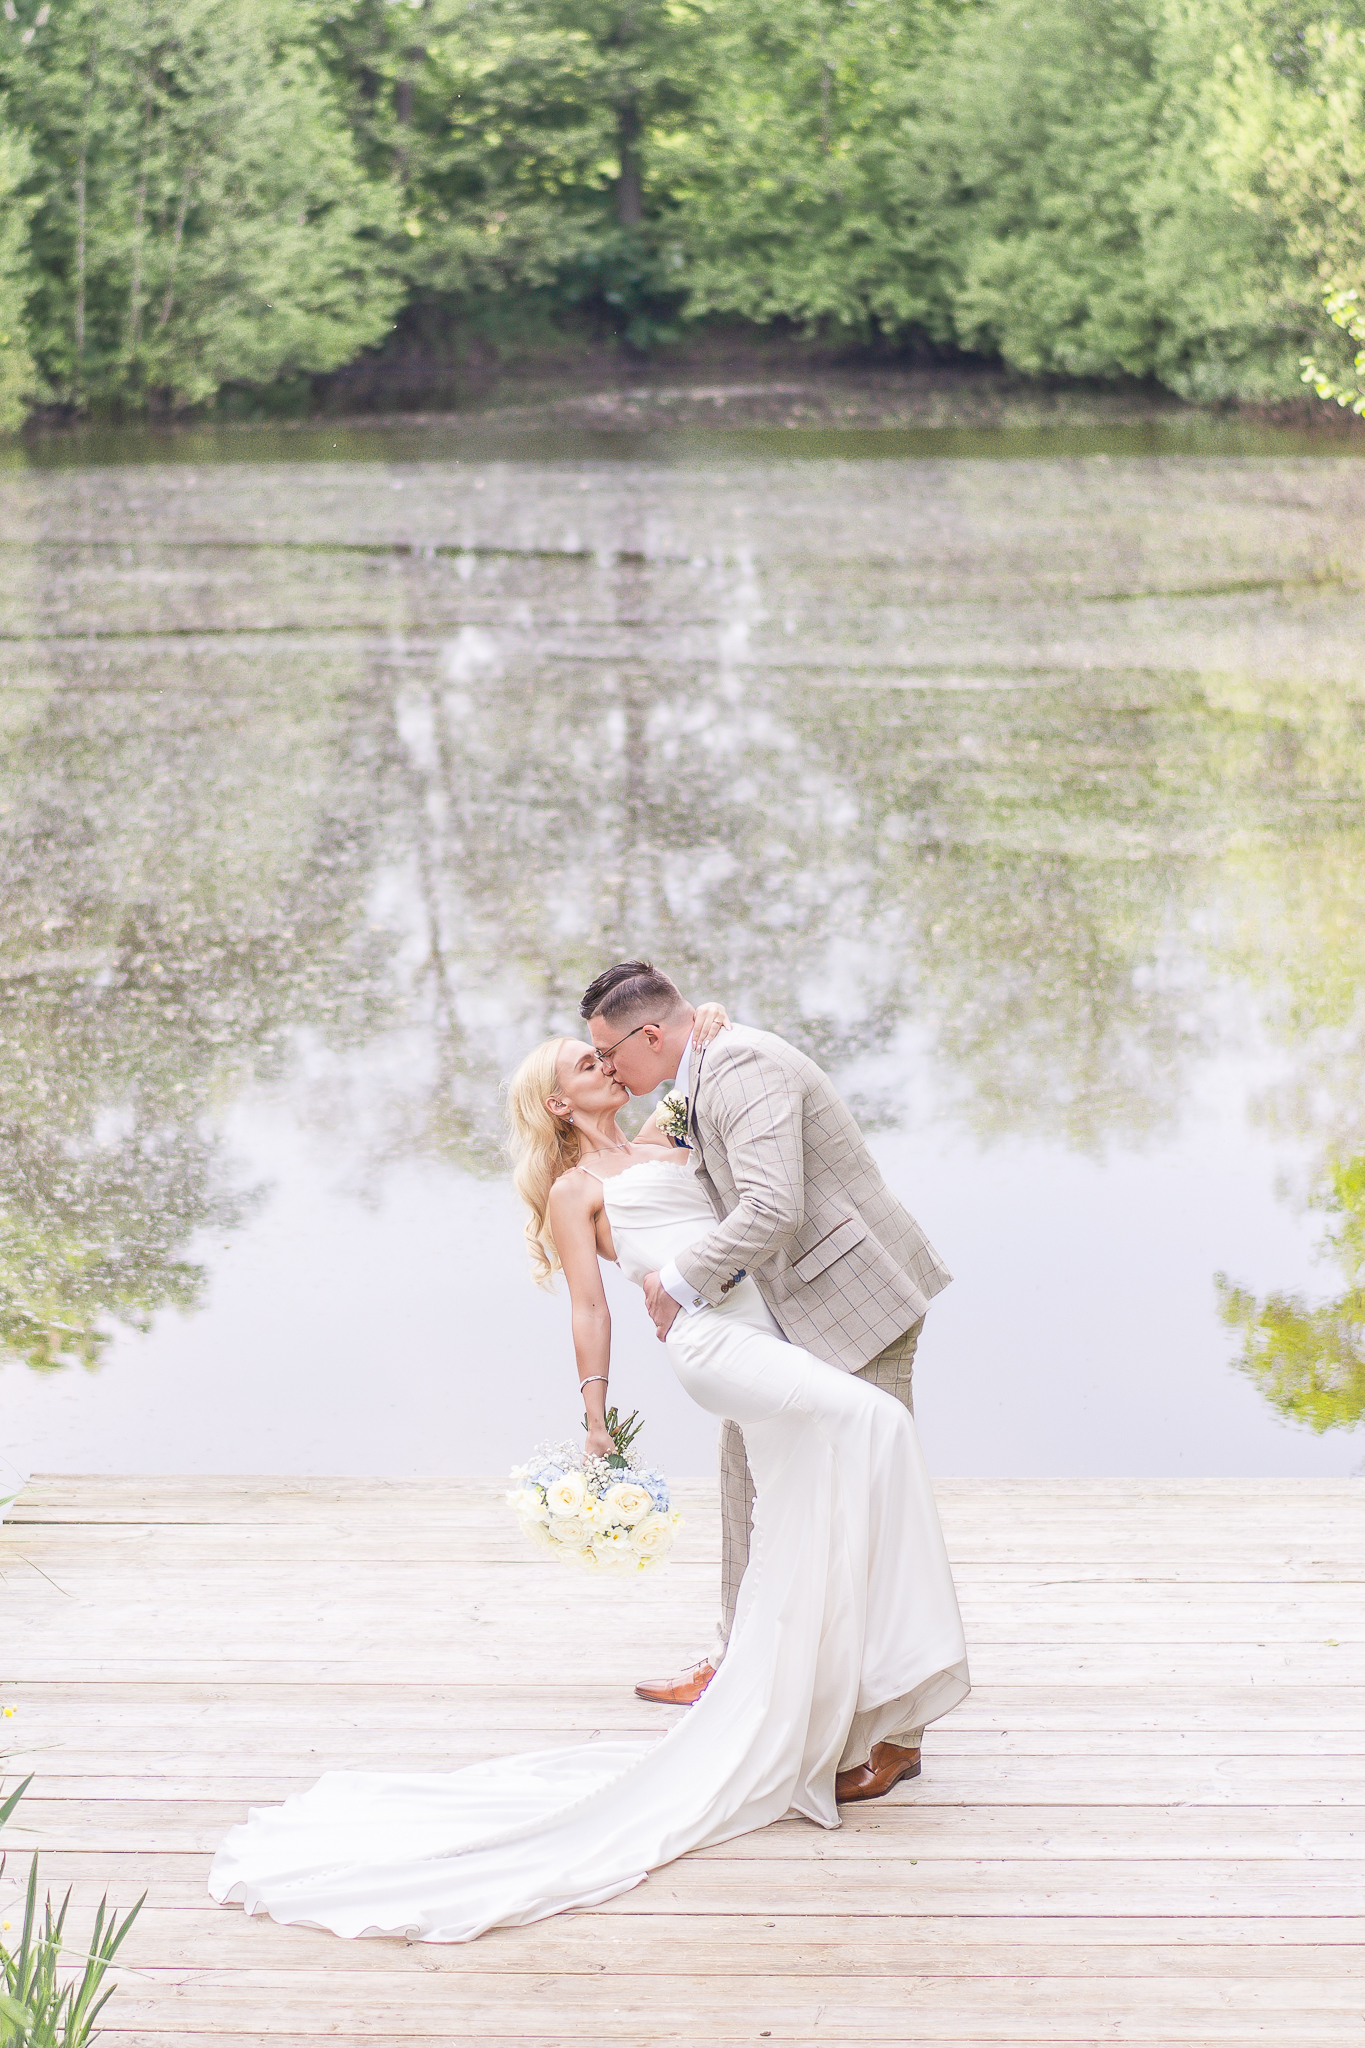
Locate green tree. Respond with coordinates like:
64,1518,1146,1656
1209,21,1365,409
676,0,958,342
1,0,402,411
673,0,1313,395
317,0,708,352
919,0,1306,396
932,0,1164,379
0,102,36,430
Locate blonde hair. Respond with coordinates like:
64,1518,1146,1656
505,1037,583,1287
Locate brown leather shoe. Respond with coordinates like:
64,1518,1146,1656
834,1741,922,1803
634,1660,716,1706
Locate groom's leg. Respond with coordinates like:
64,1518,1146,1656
856,1316,926,1746
718,1319,923,1658
855,1315,922,1415
718,1418,755,1651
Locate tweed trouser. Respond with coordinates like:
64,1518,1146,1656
717,1315,924,1648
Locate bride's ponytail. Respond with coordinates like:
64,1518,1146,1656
505,1038,582,1287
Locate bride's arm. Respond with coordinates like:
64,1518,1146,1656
547,1174,614,1458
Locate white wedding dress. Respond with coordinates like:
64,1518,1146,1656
209,1159,969,1942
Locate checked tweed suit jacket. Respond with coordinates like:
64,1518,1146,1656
673,1024,951,1372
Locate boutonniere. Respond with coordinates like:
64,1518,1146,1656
657,1090,690,1146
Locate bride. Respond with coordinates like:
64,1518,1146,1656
208,1011,969,1943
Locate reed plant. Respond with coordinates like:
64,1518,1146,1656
0,1778,143,2048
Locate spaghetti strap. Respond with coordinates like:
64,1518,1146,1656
575,1160,609,1185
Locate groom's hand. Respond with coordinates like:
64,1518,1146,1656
642,1271,682,1343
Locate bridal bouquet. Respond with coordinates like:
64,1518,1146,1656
507,1407,681,1575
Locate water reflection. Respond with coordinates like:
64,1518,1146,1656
1,435,1364,1465
1219,1154,1365,1433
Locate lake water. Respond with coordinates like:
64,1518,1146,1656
2,420,1363,1482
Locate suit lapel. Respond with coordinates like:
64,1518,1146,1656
686,1042,707,1161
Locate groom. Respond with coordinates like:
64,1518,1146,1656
581,960,952,1802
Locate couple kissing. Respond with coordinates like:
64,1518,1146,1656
209,961,969,1945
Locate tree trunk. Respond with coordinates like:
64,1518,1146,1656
73,45,97,402
158,170,195,330
394,1,428,181
616,100,642,228
125,88,154,357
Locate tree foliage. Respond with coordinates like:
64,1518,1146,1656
0,101,35,428
1,0,1365,419
1,0,401,410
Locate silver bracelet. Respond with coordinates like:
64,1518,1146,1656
580,1376,609,1391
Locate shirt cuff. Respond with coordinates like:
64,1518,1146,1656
659,1259,708,1315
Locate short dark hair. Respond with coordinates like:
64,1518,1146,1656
579,960,686,1026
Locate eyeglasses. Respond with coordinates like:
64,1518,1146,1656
594,1022,653,1068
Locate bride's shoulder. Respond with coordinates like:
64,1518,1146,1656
548,1165,594,1212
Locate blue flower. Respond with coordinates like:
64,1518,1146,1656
635,1467,671,1511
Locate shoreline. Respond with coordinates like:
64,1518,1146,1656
12,361,1365,452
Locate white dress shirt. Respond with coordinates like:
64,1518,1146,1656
658,1034,708,1315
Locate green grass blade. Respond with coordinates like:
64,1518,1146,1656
15,1855,38,1996
0,1779,33,1833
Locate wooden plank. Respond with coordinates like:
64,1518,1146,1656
9,1798,1364,1855
9,1586,1361,1640
84,2033,1365,2048
81,1907,1365,1972
10,1556,1365,1589
4,1683,1360,1728
88,1973,1365,2030
15,1726,1365,1759
11,1491,1357,1521
80,2036,1365,2048
91,1970,1365,2013
6,1852,1362,1915
18,1473,1354,1498
10,1556,1361,1606
8,1651,1359,1686
66,1979,1365,2044
9,1747,1365,1804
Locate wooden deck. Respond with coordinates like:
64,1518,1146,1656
1,1474,1361,2046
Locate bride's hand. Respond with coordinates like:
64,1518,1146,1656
584,1424,613,1459
692,1001,731,1049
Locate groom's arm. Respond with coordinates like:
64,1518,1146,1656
671,1040,807,1308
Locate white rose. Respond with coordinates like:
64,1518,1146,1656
548,1512,593,1549
508,1487,550,1524
629,1510,676,1558
602,1481,652,1527
545,1470,586,1518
